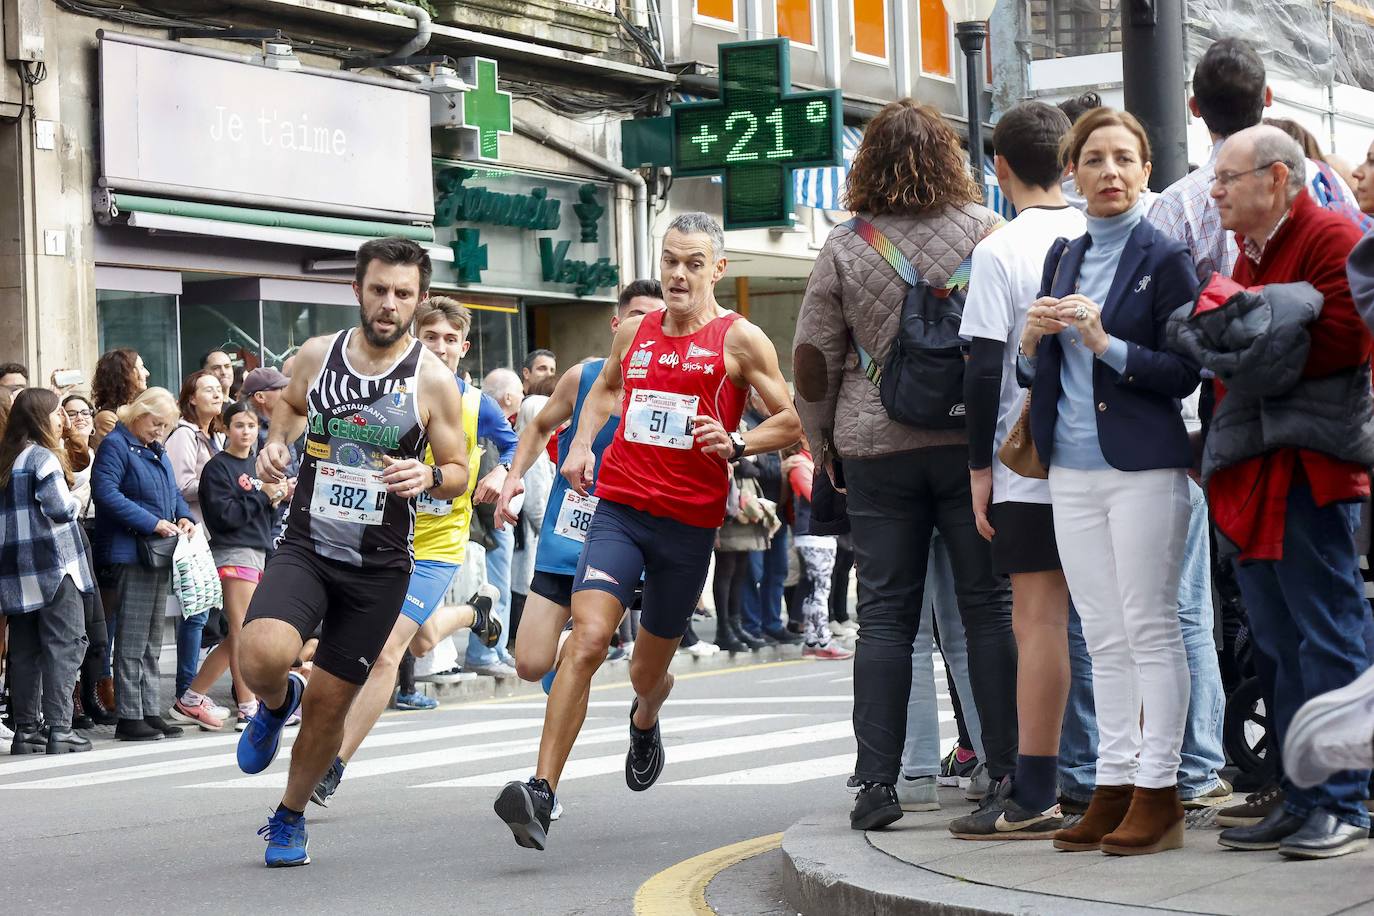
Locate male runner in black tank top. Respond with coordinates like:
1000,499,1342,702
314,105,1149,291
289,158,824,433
235,238,470,868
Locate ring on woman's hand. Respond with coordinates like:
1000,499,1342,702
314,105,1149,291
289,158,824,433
1074,305,1089,321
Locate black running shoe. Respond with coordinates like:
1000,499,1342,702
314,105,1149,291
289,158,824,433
495,777,554,850
469,585,502,649
311,756,345,808
625,698,665,792
850,783,903,830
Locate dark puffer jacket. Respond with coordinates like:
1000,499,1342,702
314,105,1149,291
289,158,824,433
1167,274,1374,482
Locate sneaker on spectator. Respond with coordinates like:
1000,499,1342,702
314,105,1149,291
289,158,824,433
284,710,302,728
1216,784,1283,828
895,775,941,812
396,691,439,711
170,695,226,731
1182,777,1234,810
469,661,518,679
686,642,718,659
0,720,13,742
804,643,855,660
938,744,979,787
606,646,628,662
845,774,863,796
963,764,991,801
418,667,466,684
830,621,858,637
235,701,259,733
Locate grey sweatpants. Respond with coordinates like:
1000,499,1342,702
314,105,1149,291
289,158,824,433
7,575,88,730
114,563,170,720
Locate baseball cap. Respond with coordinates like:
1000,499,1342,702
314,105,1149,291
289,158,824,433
240,367,289,397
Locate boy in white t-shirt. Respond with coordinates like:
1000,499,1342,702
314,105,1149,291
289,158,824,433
950,101,1087,840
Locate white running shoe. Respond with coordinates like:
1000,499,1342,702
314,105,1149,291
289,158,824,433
1285,665,1374,789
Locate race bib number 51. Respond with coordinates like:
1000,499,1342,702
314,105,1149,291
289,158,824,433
624,390,698,450
310,463,387,525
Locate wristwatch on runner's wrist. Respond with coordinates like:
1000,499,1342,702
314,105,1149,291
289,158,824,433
729,432,747,462
428,465,443,492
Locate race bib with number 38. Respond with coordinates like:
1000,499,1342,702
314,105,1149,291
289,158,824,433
624,390,698,450
553,492,599,543
310,462,387,526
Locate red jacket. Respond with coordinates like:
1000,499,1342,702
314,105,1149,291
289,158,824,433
1210,193,1371,561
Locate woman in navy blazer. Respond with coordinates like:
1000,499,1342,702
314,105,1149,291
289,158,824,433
92,386,195,742
1017,108,1201,856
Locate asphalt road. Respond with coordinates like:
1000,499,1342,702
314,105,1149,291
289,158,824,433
0,655,918,916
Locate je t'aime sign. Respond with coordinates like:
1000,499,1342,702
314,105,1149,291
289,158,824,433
98,34,434,220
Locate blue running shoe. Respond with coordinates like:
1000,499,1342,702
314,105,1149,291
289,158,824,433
395,691,438,710
237,670,305,775
258,808,310,867
540,667,557,696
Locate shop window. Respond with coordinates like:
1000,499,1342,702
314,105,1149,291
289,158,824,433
97,290,180,391
852,0,887,61
461,303,520,385
696,0,737,26
261,301,358,370
777,0,814,46
919,0,953,77
177,298,261,393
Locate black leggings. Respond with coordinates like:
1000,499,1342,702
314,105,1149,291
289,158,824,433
712,550,751,638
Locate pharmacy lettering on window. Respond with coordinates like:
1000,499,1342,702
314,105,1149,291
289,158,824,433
621,39,842,230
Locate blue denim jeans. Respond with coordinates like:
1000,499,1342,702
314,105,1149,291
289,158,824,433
742,527,790,636
175,609,209,698
1058,479,1226,800
467,525,514,667
1233,483,1372,829
902,534,986,777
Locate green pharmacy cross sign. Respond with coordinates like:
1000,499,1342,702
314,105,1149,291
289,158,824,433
457,57,513,162
623,39,842,230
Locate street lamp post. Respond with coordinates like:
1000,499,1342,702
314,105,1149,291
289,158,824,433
942,0,999,172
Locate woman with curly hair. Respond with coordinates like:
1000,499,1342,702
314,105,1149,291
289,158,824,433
792,99,1016,833
90,348,150,453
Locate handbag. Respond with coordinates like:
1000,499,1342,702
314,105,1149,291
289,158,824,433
998,391,1048,479
137,533,179,569
996,237,1072,481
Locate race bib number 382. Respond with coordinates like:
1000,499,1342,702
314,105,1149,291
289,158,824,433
553,492,598,543
624,390,698,450
310,462,387,525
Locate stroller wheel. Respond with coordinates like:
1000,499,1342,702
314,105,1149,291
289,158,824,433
1223,676,1276,781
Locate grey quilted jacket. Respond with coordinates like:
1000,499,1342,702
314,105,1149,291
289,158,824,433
793,203,1002,468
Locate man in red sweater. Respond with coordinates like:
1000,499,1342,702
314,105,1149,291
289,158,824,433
1208,125,1374,860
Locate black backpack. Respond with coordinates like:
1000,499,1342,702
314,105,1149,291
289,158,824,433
847,217,969,429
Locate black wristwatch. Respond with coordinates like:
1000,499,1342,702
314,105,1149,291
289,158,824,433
428,465,444,492
729,431,747,462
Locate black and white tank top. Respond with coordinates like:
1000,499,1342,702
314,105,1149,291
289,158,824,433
283,329,427,570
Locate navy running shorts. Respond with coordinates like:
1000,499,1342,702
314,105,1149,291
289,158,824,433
572,498,716,639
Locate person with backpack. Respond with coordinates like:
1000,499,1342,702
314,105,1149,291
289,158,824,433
792,98,1017,835
1019,108,1201,856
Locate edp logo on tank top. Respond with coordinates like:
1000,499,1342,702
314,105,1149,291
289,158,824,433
284,329,428,570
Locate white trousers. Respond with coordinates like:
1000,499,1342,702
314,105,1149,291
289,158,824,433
1049,466,1191,789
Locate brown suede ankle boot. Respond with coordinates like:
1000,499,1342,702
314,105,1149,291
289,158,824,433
1053,784,1134,852
1099,785,1185,856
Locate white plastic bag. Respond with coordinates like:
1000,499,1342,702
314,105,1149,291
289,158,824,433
173,524,222,618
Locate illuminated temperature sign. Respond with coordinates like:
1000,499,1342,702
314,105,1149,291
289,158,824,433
622,39,843,230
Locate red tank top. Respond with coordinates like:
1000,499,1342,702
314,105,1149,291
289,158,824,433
595,309,749,528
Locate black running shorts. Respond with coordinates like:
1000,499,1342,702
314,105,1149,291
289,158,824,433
245,539,410,685
989,501,1061,575
572,499,716,640
530,570,575,608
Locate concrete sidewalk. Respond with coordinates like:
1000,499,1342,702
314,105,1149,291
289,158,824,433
781,785,1374,916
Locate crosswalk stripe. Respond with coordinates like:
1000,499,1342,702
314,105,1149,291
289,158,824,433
480,697,849,710
0,720,542,791
187,714,778,790
664,753,855,787
422,719,855,788
0,719,409,778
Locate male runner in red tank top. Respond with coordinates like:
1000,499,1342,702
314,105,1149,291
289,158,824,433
494,212,801,851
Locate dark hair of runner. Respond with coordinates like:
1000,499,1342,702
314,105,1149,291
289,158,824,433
354,237,433,293
618,279,664,310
